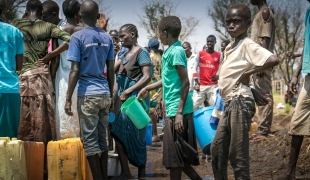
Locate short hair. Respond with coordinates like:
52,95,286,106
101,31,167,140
228,4,251,20
42,0,59,14
26,0,43,12
182,42,191,48
120,24,139,38
207,35,216,41
109,30,118,35
158,16,181,38
62,0,80,19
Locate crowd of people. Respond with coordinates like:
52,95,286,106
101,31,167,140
0,0,309,179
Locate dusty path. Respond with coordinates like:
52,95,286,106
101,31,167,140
126,114,310,180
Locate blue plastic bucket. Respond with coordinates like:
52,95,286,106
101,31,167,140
145,124,152,145
193,106,217,155
109,112,115,123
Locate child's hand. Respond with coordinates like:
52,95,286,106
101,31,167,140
256,71,264,77
211,75,219,82
174,113,184,134
137,88,148,99
236,72,250,87
98,13,109,31
289,76,298,94
251,88,269,106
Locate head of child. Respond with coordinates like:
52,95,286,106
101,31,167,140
221,40,230,52
79,0,99,26
226,4,251,39
182,42,192,57
157,16,181,46
42,0,60,24
119,24,138,49
25,0,43,19
62,0,80,24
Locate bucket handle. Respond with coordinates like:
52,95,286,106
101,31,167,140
138,97,149,112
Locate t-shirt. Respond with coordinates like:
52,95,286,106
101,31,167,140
251,8,275,52
187,53,197,91
194,50,221,85
0,22,24,93
219,37,273,102
67,27,114,96
302,7,310,73
12,18,71,74
162,41,193,117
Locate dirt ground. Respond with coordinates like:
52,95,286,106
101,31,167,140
127,114,310,180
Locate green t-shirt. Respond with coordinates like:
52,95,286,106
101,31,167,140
162,41,194,117
12,18,71,74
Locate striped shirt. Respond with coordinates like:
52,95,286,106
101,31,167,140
12,18,71,74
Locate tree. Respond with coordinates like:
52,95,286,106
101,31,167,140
137,0,200,41
0,0,27,23
272,1,305,103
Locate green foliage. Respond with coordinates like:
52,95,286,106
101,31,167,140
284,103,292,114
0,0,27,23
138,0,199,41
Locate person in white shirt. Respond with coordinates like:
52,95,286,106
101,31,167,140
182,42,197,98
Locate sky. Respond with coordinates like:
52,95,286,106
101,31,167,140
53,0,219,53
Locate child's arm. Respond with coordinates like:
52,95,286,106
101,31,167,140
106,60,115,109
137,80,162,99
175,65,190,134
236,55,279,86
287,50,304,94
65,61,80,116
251,88,269,106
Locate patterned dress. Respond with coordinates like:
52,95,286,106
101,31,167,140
111,47,151,167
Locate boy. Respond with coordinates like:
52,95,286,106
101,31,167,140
193,35,221,110
250,0,276,137
210,4,279,179
64,1,114,179
281,1,310,179
138,16,201,180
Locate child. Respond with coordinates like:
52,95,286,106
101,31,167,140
210,4,279,179
138,16,202,180
65,1,114,179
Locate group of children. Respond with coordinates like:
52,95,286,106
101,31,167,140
0,0,309,179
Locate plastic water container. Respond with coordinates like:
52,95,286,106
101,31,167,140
121,97,150,129
109,112,115,123
193,106,217,155
145,124,152,145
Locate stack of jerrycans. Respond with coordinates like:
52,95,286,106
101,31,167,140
0,137,27,180
47,138,93,180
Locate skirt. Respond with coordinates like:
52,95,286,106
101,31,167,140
18,67,56,145
163,113,200,169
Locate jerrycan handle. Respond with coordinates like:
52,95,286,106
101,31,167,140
138,97,149,112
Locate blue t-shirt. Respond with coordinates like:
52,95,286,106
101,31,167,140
302,7,310,73
67,27,114,96
0,22,24,93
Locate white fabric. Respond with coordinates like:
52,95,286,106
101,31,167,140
55,38,80,140
187,53,197,91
